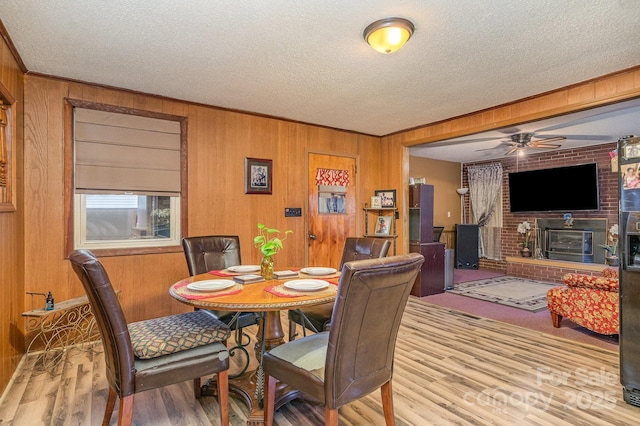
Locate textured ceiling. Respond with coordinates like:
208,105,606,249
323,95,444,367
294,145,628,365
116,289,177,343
1,1,640,145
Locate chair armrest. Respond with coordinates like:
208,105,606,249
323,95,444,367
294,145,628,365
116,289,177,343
562,273,618,292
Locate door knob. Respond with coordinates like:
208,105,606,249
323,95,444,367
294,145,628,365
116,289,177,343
309,233,317,240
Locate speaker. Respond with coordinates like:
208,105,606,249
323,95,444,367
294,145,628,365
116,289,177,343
456,224,479,269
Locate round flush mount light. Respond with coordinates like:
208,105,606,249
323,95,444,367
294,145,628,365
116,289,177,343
363,17,415,54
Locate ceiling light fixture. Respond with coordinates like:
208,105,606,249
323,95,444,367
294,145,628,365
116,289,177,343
363,17,415,54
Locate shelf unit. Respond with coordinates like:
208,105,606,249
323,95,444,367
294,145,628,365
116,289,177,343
363,207,398,255
408,183,446,296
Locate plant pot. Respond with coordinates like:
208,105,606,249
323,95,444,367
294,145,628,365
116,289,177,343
520,247,532,257
261,255,274,280
605,256,619,267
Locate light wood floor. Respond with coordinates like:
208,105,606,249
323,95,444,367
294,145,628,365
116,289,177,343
1,297,639,425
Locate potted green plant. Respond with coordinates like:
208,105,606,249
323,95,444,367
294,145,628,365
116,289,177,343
599,224,619,266
517,221,532,257
254,223,292,279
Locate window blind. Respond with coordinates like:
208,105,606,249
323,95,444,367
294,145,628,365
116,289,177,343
74,108,181,196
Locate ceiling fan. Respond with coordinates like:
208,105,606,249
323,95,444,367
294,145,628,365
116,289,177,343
472,132,566,156
500,132,566,155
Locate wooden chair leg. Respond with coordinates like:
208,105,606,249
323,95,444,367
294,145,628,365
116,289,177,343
288,319,296,341
118,394,134,426
193,377,202,398
217,369,229,426
381,380,396,426
325,407,339,426
550,311,562,328
264,374,277,426
102,388,117,426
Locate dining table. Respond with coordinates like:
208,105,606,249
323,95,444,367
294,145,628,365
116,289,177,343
169,266,340,426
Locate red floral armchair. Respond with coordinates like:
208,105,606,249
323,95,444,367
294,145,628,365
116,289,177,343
546,268,619,335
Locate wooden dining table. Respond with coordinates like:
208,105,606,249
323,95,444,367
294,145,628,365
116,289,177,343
169,268,340,425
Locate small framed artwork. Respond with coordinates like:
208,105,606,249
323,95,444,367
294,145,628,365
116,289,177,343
623,162,640,190
374,215,393,236
623,143,640,160
370,196,382,209
245,157,272,194
375,189,396,208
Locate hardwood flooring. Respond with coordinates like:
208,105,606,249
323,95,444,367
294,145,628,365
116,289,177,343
1,298,638,425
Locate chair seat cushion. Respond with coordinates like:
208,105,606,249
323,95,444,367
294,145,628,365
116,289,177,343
134,341,229,392
128,310,231,359
264,332,328,403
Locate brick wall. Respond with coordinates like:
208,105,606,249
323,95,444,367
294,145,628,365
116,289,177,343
463,142,618,282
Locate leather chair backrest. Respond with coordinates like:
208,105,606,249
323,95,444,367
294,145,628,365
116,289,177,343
339,237,391,269
69,249,136,397
182,236,241,275
325,253,424,408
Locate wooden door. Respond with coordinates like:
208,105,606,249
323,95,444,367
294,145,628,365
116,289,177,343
307,153,357,268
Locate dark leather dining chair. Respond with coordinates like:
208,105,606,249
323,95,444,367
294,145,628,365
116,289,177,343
182,235,260,335
263,253,424,426
69,249,230,426
287,237,391,340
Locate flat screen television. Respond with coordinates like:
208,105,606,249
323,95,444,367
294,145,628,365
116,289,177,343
508,163,600,212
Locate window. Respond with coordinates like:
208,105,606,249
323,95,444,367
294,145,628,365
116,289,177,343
68,103,186,253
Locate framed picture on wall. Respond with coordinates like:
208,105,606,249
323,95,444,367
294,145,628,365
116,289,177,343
245,157,272,194
370,196,382,209
374,215,392,236
374,189,396,208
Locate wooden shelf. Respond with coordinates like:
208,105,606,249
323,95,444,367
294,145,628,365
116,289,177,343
364,207,398,255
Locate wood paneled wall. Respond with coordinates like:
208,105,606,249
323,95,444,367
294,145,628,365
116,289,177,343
0,35,24,395
22,75,381,329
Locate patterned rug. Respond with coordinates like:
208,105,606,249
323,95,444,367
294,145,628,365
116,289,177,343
447,276,558,312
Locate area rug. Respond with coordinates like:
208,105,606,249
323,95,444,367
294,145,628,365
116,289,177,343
447,276,558,312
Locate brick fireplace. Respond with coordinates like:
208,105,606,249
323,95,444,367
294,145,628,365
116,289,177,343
536,218,607,264
463,142,618,283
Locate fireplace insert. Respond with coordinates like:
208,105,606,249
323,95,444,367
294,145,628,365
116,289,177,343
545,228,594,263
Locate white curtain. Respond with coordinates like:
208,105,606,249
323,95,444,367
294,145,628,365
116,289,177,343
468,163,503,260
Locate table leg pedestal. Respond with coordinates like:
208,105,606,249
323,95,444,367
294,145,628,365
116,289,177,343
201,311,302,425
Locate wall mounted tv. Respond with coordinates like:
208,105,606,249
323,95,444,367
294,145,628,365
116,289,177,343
508,163,600,212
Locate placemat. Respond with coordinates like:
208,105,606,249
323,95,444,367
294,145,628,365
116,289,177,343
298,272,341,280
173,281,243,300
265,282,338,298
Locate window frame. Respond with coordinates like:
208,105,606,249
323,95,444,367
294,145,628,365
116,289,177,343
64,99,188,257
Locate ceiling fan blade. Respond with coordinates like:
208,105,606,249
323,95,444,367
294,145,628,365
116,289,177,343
505,146,519,156
532,136,565,144
551,134,614,141
476,140,519,152
530,143,562,149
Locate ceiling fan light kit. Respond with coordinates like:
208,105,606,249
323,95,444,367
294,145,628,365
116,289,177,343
503,132,566,156
364,17,415,54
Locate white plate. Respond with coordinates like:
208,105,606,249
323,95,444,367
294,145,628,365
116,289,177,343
284,279,330,292
227,265,260,273
300,267,337,276
187,279,236,292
